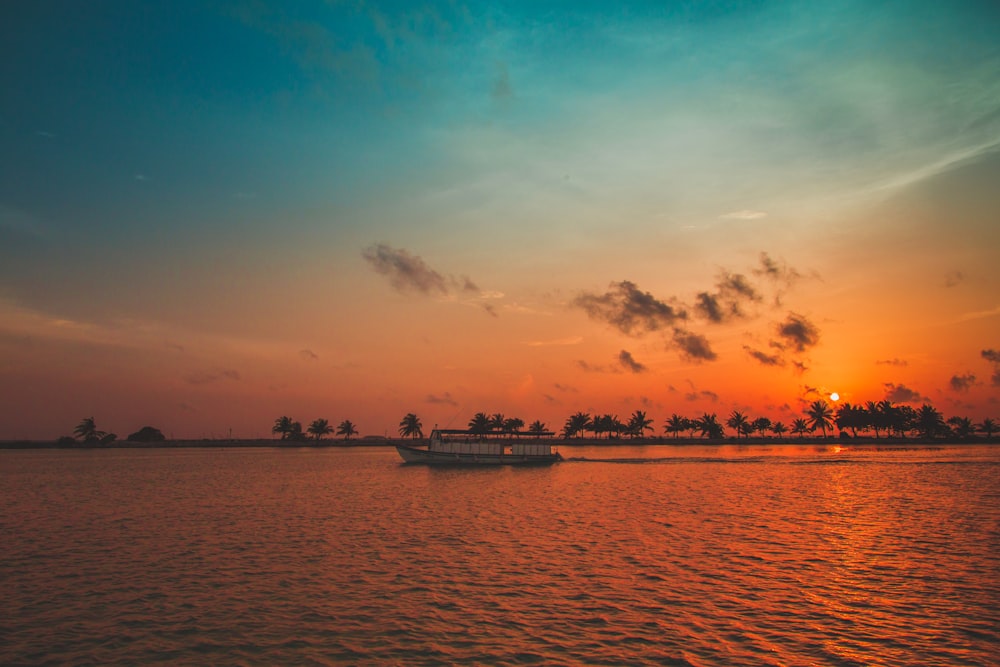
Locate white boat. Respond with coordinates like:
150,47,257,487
396,429,562,465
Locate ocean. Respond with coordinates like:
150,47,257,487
2,443,998,666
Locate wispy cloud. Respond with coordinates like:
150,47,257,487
720,210,767,220
426,392,458,406
573,280,686,335
884,382,926,404
299,349,319,361
876,358,908,367
618,349,646,373
949,374,976,392
523,336,583,347
774,313,820,353
672,328,716,362
363,243,481,299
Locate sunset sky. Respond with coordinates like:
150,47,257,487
2,1,999,439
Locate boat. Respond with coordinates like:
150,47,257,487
396,428,563,465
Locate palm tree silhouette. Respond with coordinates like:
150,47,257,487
502,417,525,437
307,418,333,442
806,401,834,438
489,413,505,437
771,421,787,439
272,416,294,440
398,413,423,439
665,414,687,439
695,413,724,439
752,417,771,439
979,418,997,440
336,420,358,440
947,416,974,439
528,420,547,436
626,410,653,438
73,417,106,443
791,418,810,438
727,411,749,440
468,412,491,438
915,404,945,439
563,412,591,439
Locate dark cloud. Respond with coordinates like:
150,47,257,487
482,303,498,318
363,243,448,295
876,358,908,367
717,271,760,301
299,349,318,361
693,271,760,323
754,252,802,284
744,346,784,366
685,390,719,402
618,350,646,373
184,369,241,385
884,383,926,404
944,270,965,288
694,292,726,323
672,328,717,362
949,374,976,392
426,392,457,406
982,349,1000,363
993,369,1000,387
553,383,577,393
775,313,820,352
459,276,479,293
574,280,686,335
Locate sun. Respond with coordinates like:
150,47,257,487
830,392,840,402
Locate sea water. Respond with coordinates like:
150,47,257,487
2,444,998,666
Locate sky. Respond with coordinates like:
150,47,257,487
1,0,999,440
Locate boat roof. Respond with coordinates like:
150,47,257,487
431,428,556,437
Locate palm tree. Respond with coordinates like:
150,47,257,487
864,401,884,439
806,400,834,438
695,413,724,439
947,416,974,439
468,412,491,438
978,418,997,440
503,417,525,437
336,420,358,440
626,410,653,439
565,412,592,439
528,420,547,436
915,405,945,439
73,417,106,443
752,417,771,439
835,402,863,438
665,414,688,439
771,421,787,439
791,418,810,439
398,413,424,439
288,421,304,441
727,411,749,440
272,416,294,440
489,413,505,437
307,418,333,442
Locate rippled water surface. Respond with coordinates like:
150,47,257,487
3,444,999,666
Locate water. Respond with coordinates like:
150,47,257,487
2,444,998,666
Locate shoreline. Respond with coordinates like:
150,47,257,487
1,435,994,449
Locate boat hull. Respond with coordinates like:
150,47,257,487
396,444,562,466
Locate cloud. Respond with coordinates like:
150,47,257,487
775,313,820,352
523,336,583,347
982,349,1000,363
994,369,1000,387
184,369,241,385
685,390,719,402
573,280,686,335
876,358,908,367
618,349,646,373
957,305,1000,323
884,383,926,404
553,383,577,393
944,270,965,288
576,359,612,373
720,210,767,220
672,328,717,362
949,374,976,392
482,303,498,318
492,61,513,101
299,349,318,361
363,243,448,295
753,252,802,285
744,346,784,366
694,271,761,323
426,392,458,406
